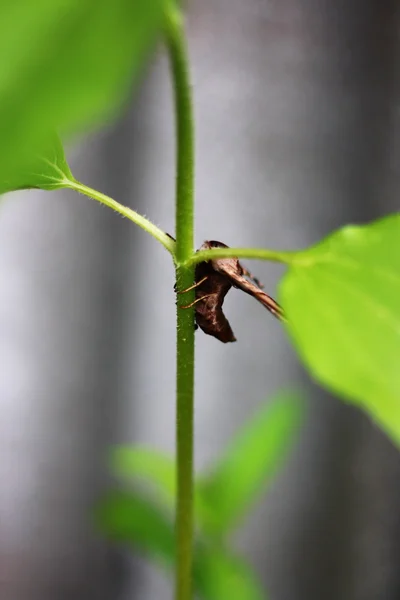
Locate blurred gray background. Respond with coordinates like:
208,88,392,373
1,0,400,599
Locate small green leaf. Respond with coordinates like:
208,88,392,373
280,213,400,444
111,446,177,507
96,489,175,566
195,546,266,600
198,391,304,536
96,489,266,600
0,134,73,195
110,446,210,530
0,0,164,180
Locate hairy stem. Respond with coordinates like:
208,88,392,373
66,179,176,256
166,7,194,261
187,246,298,266
165,5,196,600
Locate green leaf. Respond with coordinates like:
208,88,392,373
198,391,304,536
0,134,74,195
110,446,210,530
195,546,266,600
96,489,266,600
0,0,164,181
96,489,175,565
280,213,400,444
111,446,177,507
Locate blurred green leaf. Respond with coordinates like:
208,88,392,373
111,446,177,506
0,134,74,194
198,391,303,536
96,489,266,600
96,489,175,565
0,0,164,181
110,446,211,529
195,545,266,600
280,213,400,445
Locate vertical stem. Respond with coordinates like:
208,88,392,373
174,262,195,600
166,6,194,262
165,5,196,600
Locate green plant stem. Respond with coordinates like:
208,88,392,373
165,6,196,600
66,179,176,256
186,246,298,266
165,8,194,262
174,264,195,600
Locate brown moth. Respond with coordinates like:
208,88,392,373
178,240,285,343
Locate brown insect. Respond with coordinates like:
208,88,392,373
177,240,285,343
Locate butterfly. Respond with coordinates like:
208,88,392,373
177,240,285,343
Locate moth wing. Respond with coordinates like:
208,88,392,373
196,306,236,342
213,260,284,321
